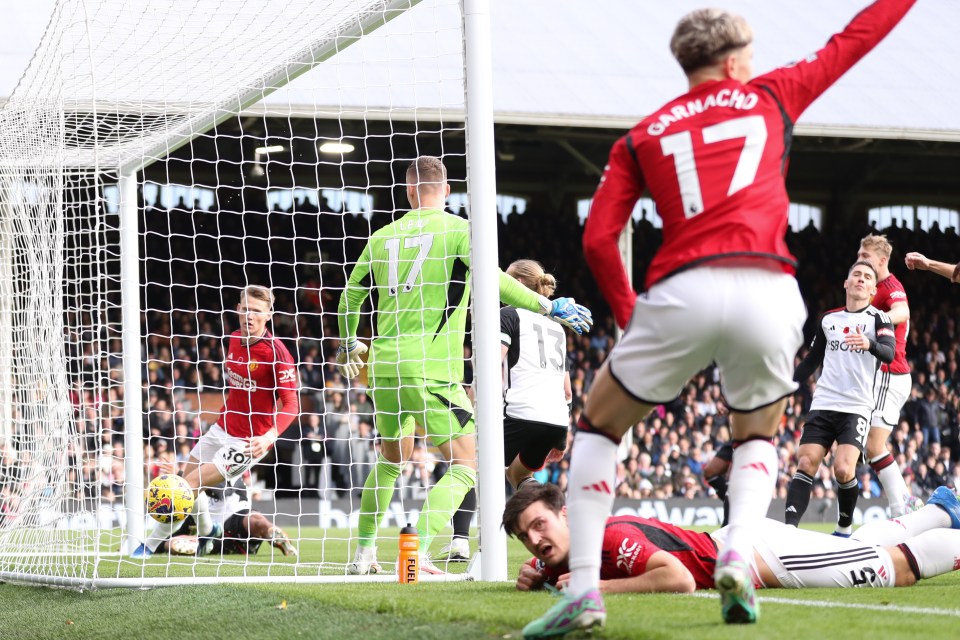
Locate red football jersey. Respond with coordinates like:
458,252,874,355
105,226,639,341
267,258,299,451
583,0,916,328
218,330,300,438
532,515,718,590
871,273,910,374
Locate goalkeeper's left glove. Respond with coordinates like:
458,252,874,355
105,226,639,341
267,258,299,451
336,339,368,379
539,296,594,335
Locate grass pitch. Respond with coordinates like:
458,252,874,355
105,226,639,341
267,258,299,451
1,524,958,640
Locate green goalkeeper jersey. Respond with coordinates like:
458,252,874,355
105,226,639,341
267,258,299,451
338,207,544,382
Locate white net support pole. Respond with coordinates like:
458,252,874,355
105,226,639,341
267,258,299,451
119,172,144,554
0,186,12,447
463,0,507,583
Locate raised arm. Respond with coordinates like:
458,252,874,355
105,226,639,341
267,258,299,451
905,251,960,283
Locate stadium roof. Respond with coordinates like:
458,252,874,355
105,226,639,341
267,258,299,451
1,0,957,141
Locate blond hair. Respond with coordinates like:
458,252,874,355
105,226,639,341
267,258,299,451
241,285,274,309
507,259,556,297
406,156,447,193
670,8,753,74
860,233,893,260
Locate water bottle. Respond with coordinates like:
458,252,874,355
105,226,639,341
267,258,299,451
398,523,419,584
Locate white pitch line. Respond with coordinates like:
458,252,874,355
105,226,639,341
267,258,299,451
691,592,960,617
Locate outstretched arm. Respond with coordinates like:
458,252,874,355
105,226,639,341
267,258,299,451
554,551,697,594
905,251,960,283
794,319,827,383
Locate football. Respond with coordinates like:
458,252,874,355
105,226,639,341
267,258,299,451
146,474,194,523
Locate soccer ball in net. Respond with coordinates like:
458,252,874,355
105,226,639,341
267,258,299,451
146,474,195,523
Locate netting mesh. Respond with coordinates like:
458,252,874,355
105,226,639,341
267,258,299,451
0,0,475,588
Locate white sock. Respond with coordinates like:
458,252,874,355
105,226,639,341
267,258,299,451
853,503,952,546
901,529,960,579
566,431,618,595
721,440,778,561
871,453,909,515
144,519,178,552
194,491,213,537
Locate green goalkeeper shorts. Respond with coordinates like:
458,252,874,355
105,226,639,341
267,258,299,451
370,377,475,445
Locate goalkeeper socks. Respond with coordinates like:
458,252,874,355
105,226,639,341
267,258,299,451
870,452,909,515
837,477,859,529
194,491,213,537
722,439,778,560
357,456,402,547
418,464,476,552
451,488,476,540
784,470,815,526
899,529,960,580
565,430,618,595
854,502,952,546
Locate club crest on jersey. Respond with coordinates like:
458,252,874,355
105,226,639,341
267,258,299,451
248,360,259,373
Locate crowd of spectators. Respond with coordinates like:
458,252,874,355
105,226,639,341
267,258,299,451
2,191,960,527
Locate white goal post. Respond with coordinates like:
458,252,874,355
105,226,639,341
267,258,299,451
0,0,508,588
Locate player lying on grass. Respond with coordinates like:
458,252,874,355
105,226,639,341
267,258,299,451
157,479,296,557
504,483,960,595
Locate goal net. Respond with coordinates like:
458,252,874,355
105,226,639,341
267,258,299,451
0,0,504,589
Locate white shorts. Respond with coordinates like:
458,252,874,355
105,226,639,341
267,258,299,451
607,266,806,411
712,519,896,588
189,424,264,481
870,371,911,429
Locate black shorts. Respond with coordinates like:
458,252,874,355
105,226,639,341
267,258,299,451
213,510,263,555
800,410,869,452
503,417,568,471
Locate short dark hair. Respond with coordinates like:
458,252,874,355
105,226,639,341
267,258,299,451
502,483,565,537
848,260,878,280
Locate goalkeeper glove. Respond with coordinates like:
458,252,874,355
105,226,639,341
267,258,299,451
539,296,594,335
336,339,368,379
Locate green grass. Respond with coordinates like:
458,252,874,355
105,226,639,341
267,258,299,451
1,525,959,639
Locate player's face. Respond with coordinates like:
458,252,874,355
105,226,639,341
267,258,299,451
514,501,569,569
844,266,877,302
237,295,271,339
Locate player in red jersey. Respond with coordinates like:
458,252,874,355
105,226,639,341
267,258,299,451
857,234,923,517
523,1,918,634
506,483,960,596
133,285,300,558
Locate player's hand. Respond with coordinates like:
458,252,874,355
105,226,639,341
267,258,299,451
843,326,870,351
516,564,548,591
555,572,571,591
543,297,594,335
904,252,929,271
248,431,278,460
336,339,368,379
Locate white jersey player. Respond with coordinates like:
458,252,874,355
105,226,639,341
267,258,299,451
499,259,573,489
165,479,296,557
786,261,895,536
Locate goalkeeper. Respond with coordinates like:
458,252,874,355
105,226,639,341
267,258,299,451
338,155,592,574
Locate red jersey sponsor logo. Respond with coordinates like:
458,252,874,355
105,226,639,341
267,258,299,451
616,538,643,574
